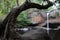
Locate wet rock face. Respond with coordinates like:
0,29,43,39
48,30,60,40
30,15,44,24
43,23,60,28
42,22,60,40
27,9,45,24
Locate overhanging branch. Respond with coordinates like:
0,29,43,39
1,0,53,28
2,1,53,26
0,0,53,37
12,1,53,17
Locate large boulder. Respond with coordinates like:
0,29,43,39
22,28,51,40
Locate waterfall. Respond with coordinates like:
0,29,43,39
46,1,59,35
47,12,50,35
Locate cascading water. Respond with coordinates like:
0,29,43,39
46,1,59,35
46,12,50,35
46,9,59,35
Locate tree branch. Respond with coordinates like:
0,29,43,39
2,0,53,24
0,0,53,37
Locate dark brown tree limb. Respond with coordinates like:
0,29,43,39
2,1,53,25
0,0,53,38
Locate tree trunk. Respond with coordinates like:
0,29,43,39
0,0,53,39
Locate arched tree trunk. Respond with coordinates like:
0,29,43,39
0,0,53,40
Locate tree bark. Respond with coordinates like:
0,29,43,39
0,0,53,39
2,0,53,26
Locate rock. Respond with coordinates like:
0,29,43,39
22,28,51,40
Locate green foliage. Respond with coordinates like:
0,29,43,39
17,11,31,27
57,0,60,3
0,13,6,23
0,0,16,15
0,0,31,28
18,0,25,5
31,0,42,4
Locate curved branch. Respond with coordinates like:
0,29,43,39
1,0,53,30
2,1,53,26
0,1,53,37
11,1,53,17
2,1,53,24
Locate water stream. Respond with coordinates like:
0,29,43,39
47,13,50,35
46,1,59,35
